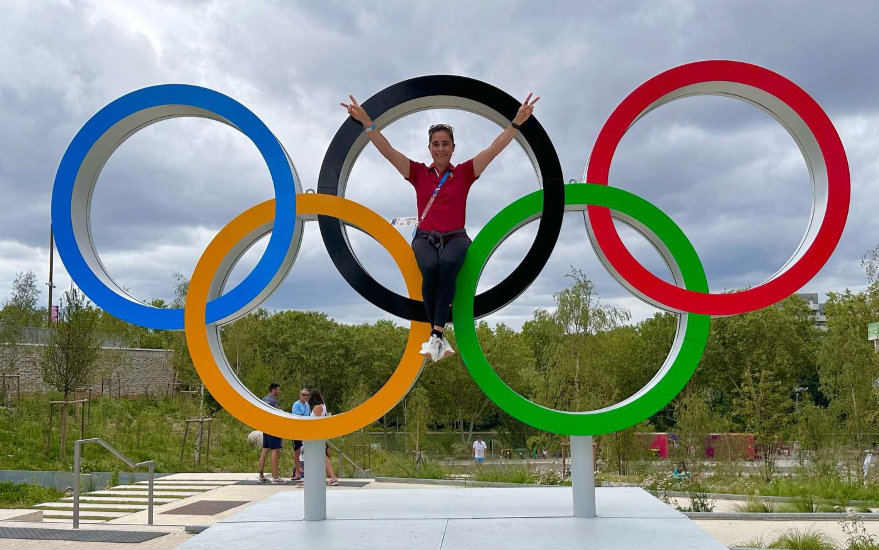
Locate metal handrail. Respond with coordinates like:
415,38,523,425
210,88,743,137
73,438,154,529
326,441,370,477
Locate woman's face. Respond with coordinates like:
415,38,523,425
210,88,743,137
428,130,454,165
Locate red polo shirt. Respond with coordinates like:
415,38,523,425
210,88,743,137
406,158,478,233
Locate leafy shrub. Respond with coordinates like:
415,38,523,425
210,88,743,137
768,527,836,550
734,496,778,513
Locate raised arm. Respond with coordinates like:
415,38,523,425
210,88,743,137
473,93,540,178
341,95,410,179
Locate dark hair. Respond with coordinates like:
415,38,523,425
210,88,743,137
268,382,280,392
307,389,325,410
428,123,454,144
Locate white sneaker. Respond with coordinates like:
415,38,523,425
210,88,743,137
420,335,443,362
439,337,455,359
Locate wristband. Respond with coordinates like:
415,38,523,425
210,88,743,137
511,122,521,130
365,123,376,132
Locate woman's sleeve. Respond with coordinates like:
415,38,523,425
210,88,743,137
406,160,423,186
462,158,478,187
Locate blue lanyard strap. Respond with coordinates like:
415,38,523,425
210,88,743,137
431,170,451,196
418,169,451,227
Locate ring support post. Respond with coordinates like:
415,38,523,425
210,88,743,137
303,440,327,521
571,435,596,518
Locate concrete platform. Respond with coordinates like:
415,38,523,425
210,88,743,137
177,487,725,549
0,509,41,522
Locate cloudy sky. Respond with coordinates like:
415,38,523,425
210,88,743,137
1,0,878,331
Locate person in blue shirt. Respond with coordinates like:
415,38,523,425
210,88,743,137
290,388,311,481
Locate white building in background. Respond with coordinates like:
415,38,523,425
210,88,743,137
795,292,827,330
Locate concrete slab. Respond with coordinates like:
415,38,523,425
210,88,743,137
135,479,238,487
0,510,41,522
34,502,148,511
61,496,179,504
222,487,682,522
182,519,450,550
88,490,198,497
441,517,724,549
175,487,723,549
157,473,256,482
112,485,217,491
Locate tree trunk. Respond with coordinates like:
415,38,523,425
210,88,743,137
59,403,68,460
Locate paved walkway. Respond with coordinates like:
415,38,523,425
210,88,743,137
6,474,879,548
32,475,236,523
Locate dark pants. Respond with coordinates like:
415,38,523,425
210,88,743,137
412,230,470,328
263,433,282,450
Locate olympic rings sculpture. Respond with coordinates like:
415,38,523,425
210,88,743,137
51,60,849,438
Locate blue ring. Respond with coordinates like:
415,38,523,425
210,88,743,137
51,84,297,330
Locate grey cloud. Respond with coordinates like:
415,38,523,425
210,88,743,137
2,0,878,329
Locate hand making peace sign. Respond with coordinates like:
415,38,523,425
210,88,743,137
512,93,540,126
340,95,372,126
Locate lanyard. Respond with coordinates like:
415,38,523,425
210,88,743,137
417,169,451,228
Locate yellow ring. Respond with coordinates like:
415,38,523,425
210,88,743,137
185,194,430,440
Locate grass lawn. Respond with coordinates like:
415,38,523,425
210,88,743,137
0,395,274,474
0,481,64,508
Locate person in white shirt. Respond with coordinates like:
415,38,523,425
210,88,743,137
473,436,487,464
296,389,339,487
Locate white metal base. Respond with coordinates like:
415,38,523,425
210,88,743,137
302,439,326,521
175,487,725,549
570,435,596,518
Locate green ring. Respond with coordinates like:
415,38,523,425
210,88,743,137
453,184,710,436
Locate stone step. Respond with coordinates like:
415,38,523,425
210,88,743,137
41,510,130,519
35,502,148,512
61,496,179,504
111,484,215,491
43,518,106,524
86,490,197,497
135,479,238,487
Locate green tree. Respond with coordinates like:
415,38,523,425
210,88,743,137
168,273,198,387
422,323,533,443
41,285,101,399
797,398,838,475
1,270,43,379
406,386,431,454
698,295,818,418
41,285,102,459
818,289,879,448
673,389,727,472
734,367,793,480
529,268,629,413
600,421,652,476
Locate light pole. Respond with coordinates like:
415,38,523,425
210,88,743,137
46,225,56,326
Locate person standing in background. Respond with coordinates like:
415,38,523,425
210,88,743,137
297,389,339,487
473,435,487,464
290,387,310,481
257,383,284,484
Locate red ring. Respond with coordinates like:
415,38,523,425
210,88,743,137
586,60,849,315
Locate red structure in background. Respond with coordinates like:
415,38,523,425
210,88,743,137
706,433,755,461
637,432,755,460
642,433,669,458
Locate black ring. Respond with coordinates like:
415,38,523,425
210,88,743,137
317,75,564,321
